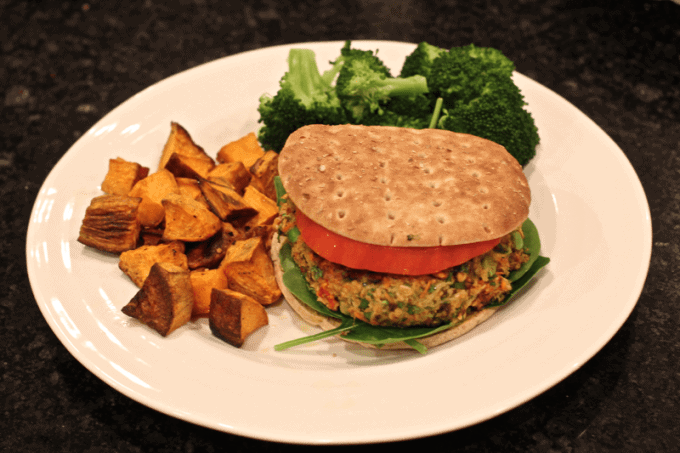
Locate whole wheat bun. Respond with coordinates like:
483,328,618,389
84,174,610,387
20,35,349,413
270,233,500,350
278,124,530,248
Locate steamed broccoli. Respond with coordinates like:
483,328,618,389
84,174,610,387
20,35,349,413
257,41,540,165
357,98,431,129
427,44,539,165
438,74,539,165
257,48,347,152
334,41,430,124
399,41,447,78
428,44,515,107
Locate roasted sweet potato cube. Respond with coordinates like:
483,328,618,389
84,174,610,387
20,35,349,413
176,177,209,208
118,241,188,287
216,132,264,169
185,226,235,270
101,157,149,195
242,185,279,228
198,179,257,222
121,262,194,337
190,268,229,316
219,236,281,306
161,192,222,242
128,169,180,227
242,224,276,250
248,151,278,200
159,121,214,171
221,221,243,240
209,288,268,347
165,152,215,180
139,227,164,246
206,161,251,194
78,194,142,253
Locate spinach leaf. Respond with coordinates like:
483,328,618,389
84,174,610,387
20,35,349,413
508,218,541,282
274,175,287,208
274,319,357,351
342,321,455,350
279,244,343,319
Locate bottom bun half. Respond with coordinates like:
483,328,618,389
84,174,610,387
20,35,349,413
270,233,501,351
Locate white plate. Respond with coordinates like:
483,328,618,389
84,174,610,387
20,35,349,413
26,40,652,444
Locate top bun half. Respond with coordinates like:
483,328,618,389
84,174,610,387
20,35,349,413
278,124,530,247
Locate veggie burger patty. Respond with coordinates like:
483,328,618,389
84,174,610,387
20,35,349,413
281,200,530,327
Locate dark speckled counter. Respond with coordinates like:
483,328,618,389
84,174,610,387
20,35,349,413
3,0,680,451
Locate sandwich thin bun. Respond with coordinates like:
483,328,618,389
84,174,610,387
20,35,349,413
278,124,530,248
271,233,500,350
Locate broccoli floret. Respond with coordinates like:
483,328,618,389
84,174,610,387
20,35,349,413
400,42,447,78
428,44,515,107
430,44,539,165
358,100,431,129
335,41,429,124
257,48,347,152
437,74,539,165
357,93,433,129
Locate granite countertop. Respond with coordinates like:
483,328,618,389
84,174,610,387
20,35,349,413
3,0,679,451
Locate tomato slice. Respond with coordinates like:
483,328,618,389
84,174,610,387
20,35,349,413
296,211,500,275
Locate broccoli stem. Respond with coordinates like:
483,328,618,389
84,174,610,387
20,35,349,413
285,49,334,108
428,97,444,129
373,74,428,97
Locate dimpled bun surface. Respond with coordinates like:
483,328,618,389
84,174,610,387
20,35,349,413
278,124,531,247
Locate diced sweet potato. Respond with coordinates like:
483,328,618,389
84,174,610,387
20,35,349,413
176,177,209,208
121,262,194,336
139,227,164,246
161,193,222,242
209,288,268,347
190,268,229,316
101,157,149,195
242,224,276,251
118,241,188,287
242,185,279,229
221,221,243,240
248,151,278,200
216,132,264,169
159,121,214,171
185,225,235,270
219,236,281,306
78,194,142,253
198,179,257,222
165,152,215,180
128,169,180,228
206,161,251,194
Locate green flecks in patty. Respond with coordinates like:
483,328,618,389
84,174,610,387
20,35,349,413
407,305,422,315
310,265,324,280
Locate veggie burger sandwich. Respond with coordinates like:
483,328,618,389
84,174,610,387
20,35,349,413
271,124,549,352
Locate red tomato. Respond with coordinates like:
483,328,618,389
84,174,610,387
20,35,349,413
296,211,500,275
